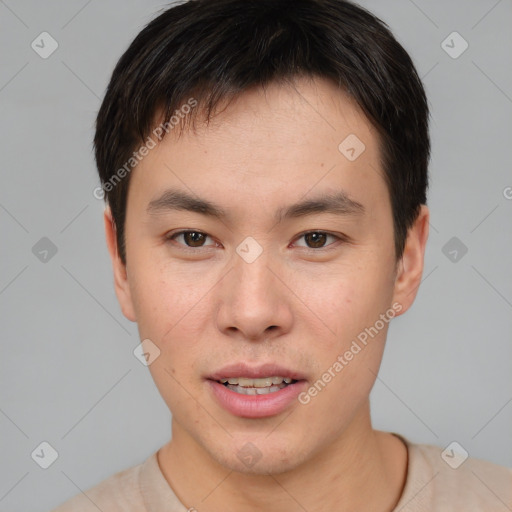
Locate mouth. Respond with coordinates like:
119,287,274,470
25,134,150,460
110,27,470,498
217,376,299,395
206,363,308,418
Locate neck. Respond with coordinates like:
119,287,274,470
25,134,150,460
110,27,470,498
158,400,408,512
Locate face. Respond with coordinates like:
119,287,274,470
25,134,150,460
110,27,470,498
106,77,428,475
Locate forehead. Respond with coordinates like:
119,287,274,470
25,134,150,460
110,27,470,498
128,77,387,220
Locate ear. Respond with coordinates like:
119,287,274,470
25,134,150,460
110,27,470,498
104,207,137,322
391,205,430,316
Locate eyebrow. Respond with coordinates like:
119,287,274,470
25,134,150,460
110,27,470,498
146,188,365,222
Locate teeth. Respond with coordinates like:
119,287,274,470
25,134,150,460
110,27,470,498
218,376,297,395
227,383,286,395
219,376,293,387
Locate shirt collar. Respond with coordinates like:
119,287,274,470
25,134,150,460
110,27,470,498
139,449,190,512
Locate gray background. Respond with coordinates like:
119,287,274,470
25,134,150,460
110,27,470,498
1,0,511,510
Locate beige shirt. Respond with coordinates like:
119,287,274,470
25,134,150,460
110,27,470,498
51,434,512,511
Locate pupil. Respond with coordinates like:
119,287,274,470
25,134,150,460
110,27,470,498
185,232,205,247
306,232,326,248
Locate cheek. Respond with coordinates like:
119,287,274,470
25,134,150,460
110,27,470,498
300,265,389,347
307,269,395,402
303,321,389,426
129,258,212,342
147,359,200,433
129,263,216,404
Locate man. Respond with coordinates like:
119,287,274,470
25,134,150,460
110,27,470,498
53,0,512,510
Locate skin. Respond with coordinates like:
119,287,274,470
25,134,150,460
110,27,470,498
104,76,429,512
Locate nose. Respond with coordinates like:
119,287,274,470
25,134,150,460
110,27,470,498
215,248,293,342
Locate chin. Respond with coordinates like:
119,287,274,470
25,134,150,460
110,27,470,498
210,435,313,476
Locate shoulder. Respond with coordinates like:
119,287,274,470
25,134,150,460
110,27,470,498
50,456,148,512
394,434,512,511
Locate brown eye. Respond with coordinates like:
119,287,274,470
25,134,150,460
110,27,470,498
167,230,215,248
182,231,207,247
293,231,343,250
304,232,328,248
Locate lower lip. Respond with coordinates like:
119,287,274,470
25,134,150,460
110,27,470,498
207,380,307,418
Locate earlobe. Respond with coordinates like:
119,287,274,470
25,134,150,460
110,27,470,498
391,205,430,316
103,207,137,322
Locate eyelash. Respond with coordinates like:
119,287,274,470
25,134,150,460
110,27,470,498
165,230,346,252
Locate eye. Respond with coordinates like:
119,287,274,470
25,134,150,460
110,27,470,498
293,231,342,249
166,230,217,248
165,229,345,251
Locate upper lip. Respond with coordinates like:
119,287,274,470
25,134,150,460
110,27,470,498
207,362,307,381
